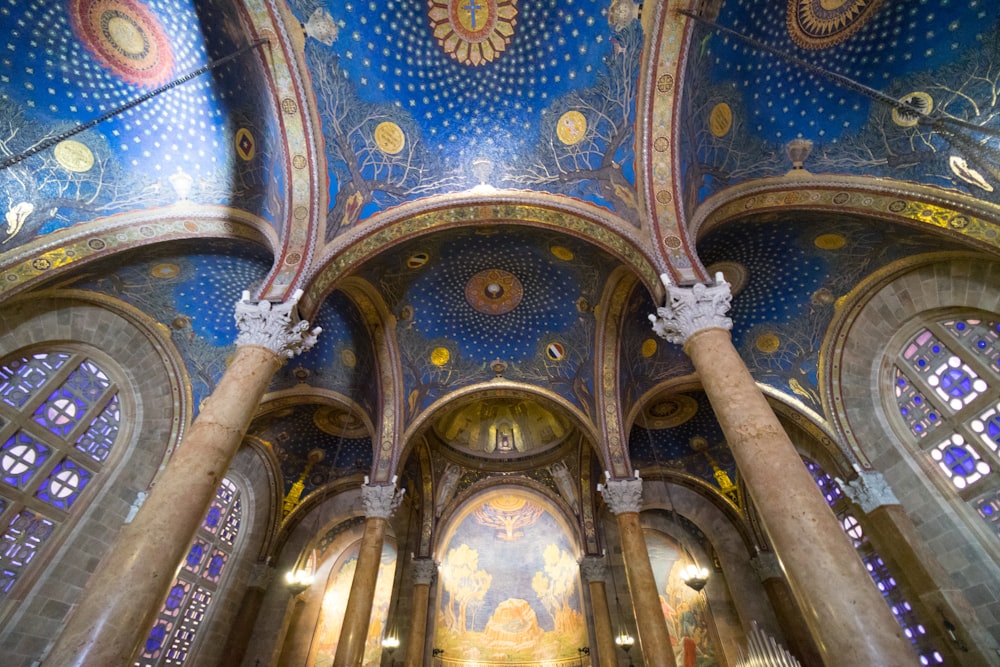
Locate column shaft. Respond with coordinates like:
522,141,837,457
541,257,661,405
759,576,824,667
685,327,914,665
334,516,388,666
403,582,431,667
616,511,677,667
587,579,617,667
219,584,268,667
44,344,282,667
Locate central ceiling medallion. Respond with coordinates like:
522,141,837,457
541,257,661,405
465,269,523,315
69,0,174,87
787,0,884,50
427,0,518,66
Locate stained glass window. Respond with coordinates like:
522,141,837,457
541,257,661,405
805,459,941,664
0,350,121,597
136,477,242,667
894,318,1000,536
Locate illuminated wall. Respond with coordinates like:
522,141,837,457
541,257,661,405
434,488,586,664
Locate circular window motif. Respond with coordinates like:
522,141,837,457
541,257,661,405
48,468,82,499
2,443,38,477
69,0,175,88
787,0,886,50
465,268,523,315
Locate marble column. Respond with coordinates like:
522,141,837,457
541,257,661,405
599,476,677,667
841,471,998,666
334,481,405,667
580,556,617,667
44,291,320,667
403,559,437,667
750,551,823,667
649,274,914,665
220,561,275,667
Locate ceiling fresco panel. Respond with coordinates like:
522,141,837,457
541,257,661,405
679,0,1000,211
0,0,284,256
286,0,643,239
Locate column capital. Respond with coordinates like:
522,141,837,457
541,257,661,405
361,480,405,519
234,288,321,359
750,551,784,582
579,555,608,583
411,558,438,585
838,470,899,513
598,472,643,515
648,273,732,345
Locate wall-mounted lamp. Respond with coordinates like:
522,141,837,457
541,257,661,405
284,568,313,596
681,562,709,592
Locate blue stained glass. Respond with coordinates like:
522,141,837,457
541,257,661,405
165,584,186,611
206,553,225,579
898,378,906,386
204,505,221,529
943,445,976,476
929,413,938,421
915,424,924,432
914,396,922,404
988,417,1000,445
979,340,988,349
918,359,927,367
940,368,972,398
932,345,941,353
984,505,994,516
32,387,87,437
186,543,205,569
145,623,168,653
901,407,909,415
957,322,967,331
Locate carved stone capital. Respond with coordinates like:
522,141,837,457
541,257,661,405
838,470,899,513
750,551,783,582
599,474,643,515
249,561,276,590
579,556,608,583
234,289,321,359
648,273,732,345
361,482,405,519
411,558,438,586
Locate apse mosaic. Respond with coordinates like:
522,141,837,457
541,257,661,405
628,391,737,497
0,0,282,251
69,240,272,407
680,0,1000,206
359,228,616,419
434,490,586,664
310,540,397,667
696,213,971,410
289,0,642,238
645,530,719,667
271,290,378,416
246,404,373,499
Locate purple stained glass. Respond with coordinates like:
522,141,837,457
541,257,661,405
32,387,86,438
0,353,70,408
74,394,119,463
0,511,54,594
939,367,973,399
1,433,50,489
203,504,222,532
164,582,188,613
185,542,207,572
36,458,91,510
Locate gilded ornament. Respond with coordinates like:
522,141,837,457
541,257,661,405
374,121,406,155
53,140,95,173
708,102,733,137
556,110,587,145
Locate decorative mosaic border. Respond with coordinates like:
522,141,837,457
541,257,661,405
0,205,277,300
690,175,1000,252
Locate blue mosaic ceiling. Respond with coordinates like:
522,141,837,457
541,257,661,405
0,0,281,250
295,0,643,235
681,0,1000,206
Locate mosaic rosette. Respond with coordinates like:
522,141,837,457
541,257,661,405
69,0,174,87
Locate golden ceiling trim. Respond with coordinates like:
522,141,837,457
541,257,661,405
0,205,277,301
595,268,638,477
690,175,1000,253
245,0,324,300
639,4,703,283
303,194,665,311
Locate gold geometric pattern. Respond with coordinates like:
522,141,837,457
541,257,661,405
787,0,885,50
428,0,518,66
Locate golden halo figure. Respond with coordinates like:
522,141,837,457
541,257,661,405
556,110,587,145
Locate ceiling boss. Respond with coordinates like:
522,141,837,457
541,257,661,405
428,0,518,66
